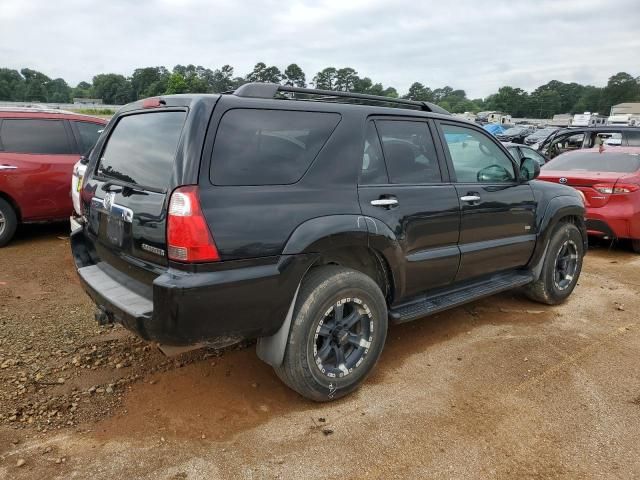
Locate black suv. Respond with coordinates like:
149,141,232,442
71,83,586,401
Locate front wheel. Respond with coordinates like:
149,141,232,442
525,222,584,305
275,266,388,402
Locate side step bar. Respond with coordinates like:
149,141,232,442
389,271,534,324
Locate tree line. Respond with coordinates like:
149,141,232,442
0,63,638,118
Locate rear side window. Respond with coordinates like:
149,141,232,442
376,120,442,183
97,111,186,190
0,119,71,154
360,122,388,185
210,109,340,185
74,121,104,154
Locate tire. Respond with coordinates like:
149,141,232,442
525,222,584,305
0,198,18,248
275,266,388,402
631,239,640,254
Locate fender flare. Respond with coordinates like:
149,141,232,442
528,196,586,274
257,214,402,367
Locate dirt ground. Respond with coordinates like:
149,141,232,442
0,224,639,479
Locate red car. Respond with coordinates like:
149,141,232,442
539,147,640,252
0,108,107,246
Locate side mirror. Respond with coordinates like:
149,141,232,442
520,157,540,181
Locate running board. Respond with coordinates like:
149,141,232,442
389,271,534,324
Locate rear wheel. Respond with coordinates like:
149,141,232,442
0,198,17,247
525,222,584,305
275,266,388,402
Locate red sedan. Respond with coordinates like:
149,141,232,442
0,108,107,246
538,147,640,252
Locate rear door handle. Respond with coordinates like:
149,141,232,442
460,195,481,202
371,198,398,207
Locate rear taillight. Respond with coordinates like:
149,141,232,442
593,183,640,194
167,186,219,263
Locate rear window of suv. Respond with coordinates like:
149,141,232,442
210,109,340,185
97,111,186,190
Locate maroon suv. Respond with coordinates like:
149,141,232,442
0,108,107,246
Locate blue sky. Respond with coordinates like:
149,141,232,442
1,0,638,98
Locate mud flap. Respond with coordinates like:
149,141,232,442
256,286,300,367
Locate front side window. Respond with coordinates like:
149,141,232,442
375,120,441,184
75,121,104,154
549,133,585,157
441,124,516,183
210,109,340,186
360,122,388,185
0,119,71,154
97,111,186,190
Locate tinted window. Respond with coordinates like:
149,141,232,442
442,124,516,183
211,109,340,186
376,120,441,183
0,119,71,154
626,130,640,147
75,121,104,154
97,111,186,190
360,122,388,184
544,151,640,173
520,147,546,165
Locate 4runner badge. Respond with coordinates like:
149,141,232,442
142,243,165,257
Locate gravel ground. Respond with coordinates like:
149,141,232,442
0,223,639,479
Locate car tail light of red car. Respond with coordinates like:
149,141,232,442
593,183,640,194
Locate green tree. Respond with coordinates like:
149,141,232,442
165,72,188,94
313,67,338,90
404,82,434,102
246,62,282,83
72,81,93,99
21,68,50,102
334,67,359,91
0,69,25,101
602,72,640,110
131,67,170,99
46,78,71,103
209,65,235,92
283,63,306,87
485,86,529,117
92,73,132,104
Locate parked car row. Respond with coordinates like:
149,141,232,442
0,108,107,246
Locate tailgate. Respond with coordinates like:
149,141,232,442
82,110,187,273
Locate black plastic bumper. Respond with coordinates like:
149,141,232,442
72,230,316,346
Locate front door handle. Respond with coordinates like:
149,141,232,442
371,198,398,207
460,195,481,202
0,165,17,170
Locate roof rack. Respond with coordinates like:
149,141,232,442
232,82,450,115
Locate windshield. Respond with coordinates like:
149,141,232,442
544,151,640,173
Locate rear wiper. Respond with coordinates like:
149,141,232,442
100,180,163,195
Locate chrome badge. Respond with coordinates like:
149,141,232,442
103,192,115,211
559,177,568,184
142,243,165,257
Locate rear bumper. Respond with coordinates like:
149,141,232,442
71,230,316,346
585,204,640,240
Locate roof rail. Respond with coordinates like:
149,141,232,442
232,82,450,115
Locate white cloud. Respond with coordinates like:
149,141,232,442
0,0,638,97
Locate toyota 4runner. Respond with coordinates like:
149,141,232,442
71,83,586,401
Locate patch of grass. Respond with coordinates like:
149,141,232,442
73,108,116,115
